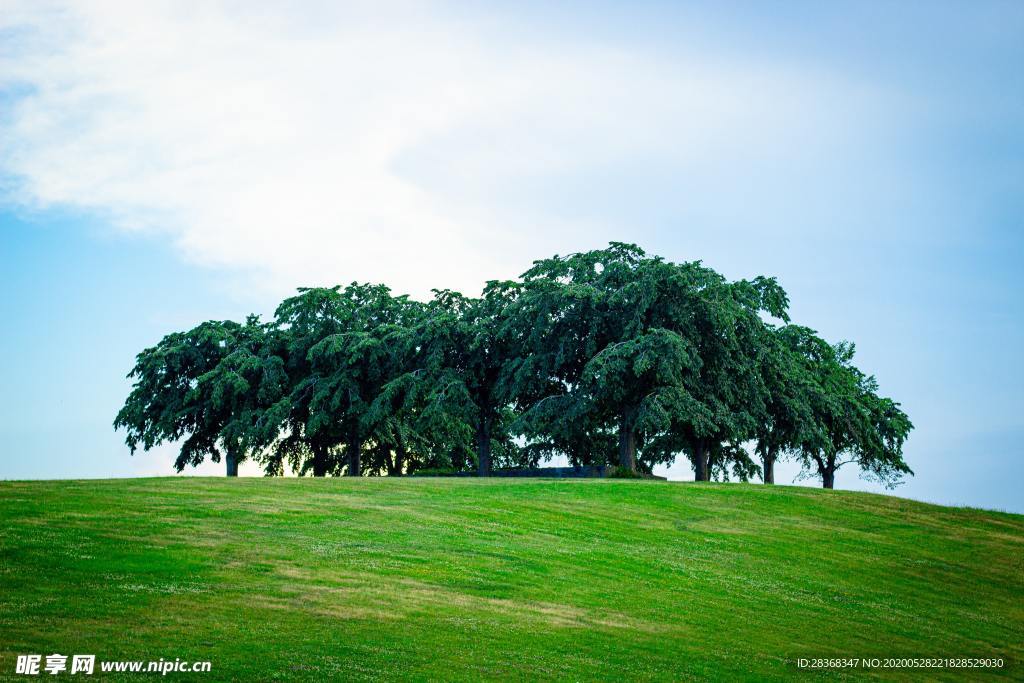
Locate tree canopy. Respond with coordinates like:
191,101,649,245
116,243,913,489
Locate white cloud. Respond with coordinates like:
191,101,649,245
0,0,883,299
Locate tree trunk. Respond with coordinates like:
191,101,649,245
822,468,835,489
762,450,775,485
617,412,637,472
312,445,328,477
693,441,710,481
225,452,238,477
817,452,836,489
477,418,492,476
347,435,361,477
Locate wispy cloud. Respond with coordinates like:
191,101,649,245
1,0,884,298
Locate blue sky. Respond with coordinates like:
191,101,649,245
1,1,1021,511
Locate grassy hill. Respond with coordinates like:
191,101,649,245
0,479,1021,681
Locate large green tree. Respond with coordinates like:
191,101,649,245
262,287,353,476
511,243,788,479
360,296,474,476
115,316,284,476
116,242,911,487
752,325,816,484
398,285,523,475
660,272,789,481
794,337,914,488
300,283,419,476
250,285,431,477
510,244,690,473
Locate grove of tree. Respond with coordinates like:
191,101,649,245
115,243,913,488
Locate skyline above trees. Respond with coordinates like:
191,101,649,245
115,243,913,489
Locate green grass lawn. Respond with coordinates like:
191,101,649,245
0,479,1021,681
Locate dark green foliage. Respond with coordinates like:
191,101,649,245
399,284,524,475
753,325,818,483
507,243,795,482
114,317,284,476
508,244,700,473
789,336,914,489
115,242,913,489
303,283,421,476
